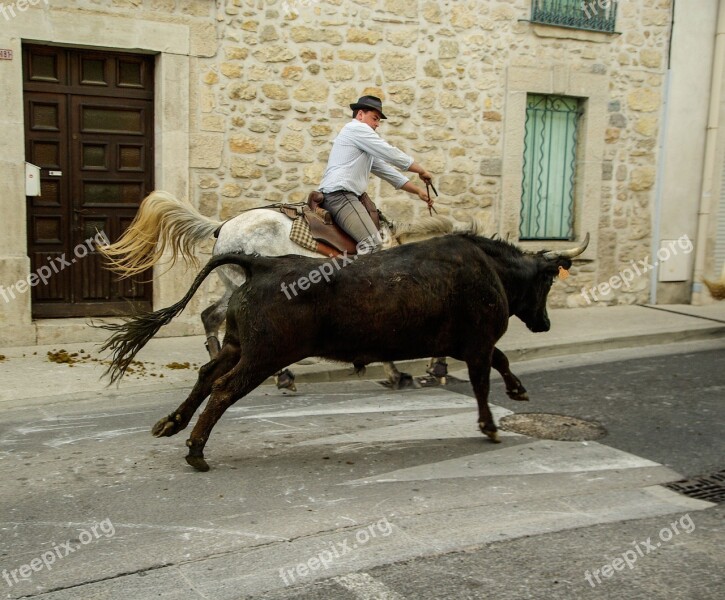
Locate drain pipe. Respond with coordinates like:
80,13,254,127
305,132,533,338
650,69,672,305
692,0,725,303
650,0,675,305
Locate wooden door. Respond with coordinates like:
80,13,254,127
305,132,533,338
23,45,154,318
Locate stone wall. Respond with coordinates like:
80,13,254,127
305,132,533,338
190,0,672,308
0,0,674,346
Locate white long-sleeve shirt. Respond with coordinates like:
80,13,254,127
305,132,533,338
319,120,414,196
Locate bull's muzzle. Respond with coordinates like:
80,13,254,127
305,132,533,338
528,319,551,333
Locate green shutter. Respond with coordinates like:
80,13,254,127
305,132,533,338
520,94,582,240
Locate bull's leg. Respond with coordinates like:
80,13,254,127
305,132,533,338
467,354,500,444
151,343,240,438
426,357,448,384
201,288,233,359
185,362,269,472
382,361,418,389
491,347,528,401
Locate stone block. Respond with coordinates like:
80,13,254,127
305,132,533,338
480,158,502,177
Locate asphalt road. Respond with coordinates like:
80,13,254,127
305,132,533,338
250,340,725,600
0,340,722,599
446,343,725,478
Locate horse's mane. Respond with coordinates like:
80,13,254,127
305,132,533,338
393,215,486,242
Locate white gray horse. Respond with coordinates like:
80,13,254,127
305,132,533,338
100,191,528,396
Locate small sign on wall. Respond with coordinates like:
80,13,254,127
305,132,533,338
0,49,13,61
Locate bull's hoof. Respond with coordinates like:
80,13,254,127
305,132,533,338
479,422,501,444
185,454,210,472
485,430,501,443
275,369,297,392
152,414,183,438
506,387,529,401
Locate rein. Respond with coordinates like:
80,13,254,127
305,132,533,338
425,181,439,217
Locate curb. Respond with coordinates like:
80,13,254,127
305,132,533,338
281,325,725,386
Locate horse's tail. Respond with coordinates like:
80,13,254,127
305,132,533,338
98,252,257,383
98,190,222,279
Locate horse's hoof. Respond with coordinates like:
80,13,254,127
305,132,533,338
440,376,447,385
275,369,297,392
506,388,529,401
391,373,419,390
152,415,181,438
426,362,448,379
185,455,210,472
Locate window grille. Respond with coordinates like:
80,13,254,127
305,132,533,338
531,0,618,33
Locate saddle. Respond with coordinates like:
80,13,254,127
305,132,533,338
286,191,382,257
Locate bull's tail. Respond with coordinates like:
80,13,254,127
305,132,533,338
98,253,257,383
98,190,222,279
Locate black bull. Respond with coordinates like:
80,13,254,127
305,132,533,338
101,232,588,471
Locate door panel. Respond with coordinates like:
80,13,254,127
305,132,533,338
23,45,154,318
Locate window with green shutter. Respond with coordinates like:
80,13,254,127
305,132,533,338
520,94,582,241
531,0,618,34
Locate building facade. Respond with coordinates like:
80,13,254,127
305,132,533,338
0,0,720,347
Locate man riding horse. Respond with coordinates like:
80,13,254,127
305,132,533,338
319,95,436,250
97,93,533,398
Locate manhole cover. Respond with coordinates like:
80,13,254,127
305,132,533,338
665,470,725,503
499,413,607,441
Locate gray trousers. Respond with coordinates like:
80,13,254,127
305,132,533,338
321,190,383,252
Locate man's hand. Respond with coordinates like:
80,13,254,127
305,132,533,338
416,187,432,203
419,170,433,185
408,162,433,185
401,181,436,212
416,187,435,212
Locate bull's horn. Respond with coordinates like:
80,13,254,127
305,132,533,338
543,232,590,259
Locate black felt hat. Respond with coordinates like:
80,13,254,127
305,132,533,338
350,95,387,119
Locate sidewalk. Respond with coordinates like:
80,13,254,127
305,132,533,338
0,303,723,407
